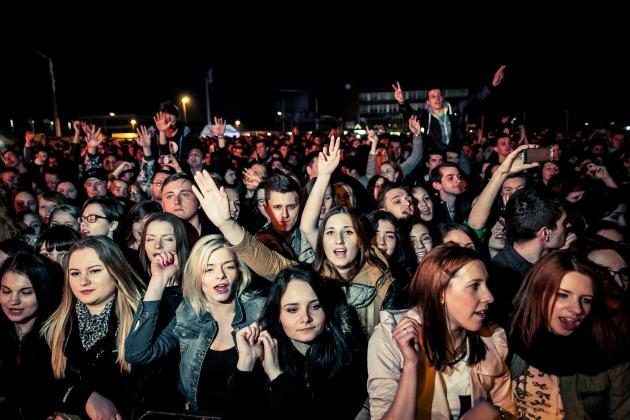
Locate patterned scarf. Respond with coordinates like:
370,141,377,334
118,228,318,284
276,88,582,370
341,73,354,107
75,297,116,351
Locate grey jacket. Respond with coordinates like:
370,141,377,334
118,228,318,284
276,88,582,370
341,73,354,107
125,294,265,410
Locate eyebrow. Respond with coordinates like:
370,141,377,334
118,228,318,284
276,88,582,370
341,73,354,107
282,299,319,307
558,288,593,296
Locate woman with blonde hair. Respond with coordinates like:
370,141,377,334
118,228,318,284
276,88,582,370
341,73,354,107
41,236,144,419
125,234,265,417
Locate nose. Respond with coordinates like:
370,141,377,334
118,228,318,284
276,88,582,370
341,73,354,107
335,231,344,244
79,273,90,287
217,266,226,279
174,194,182,205
282,206,289,219
154,239,163,250
568,298,584,315
299,307,313,324
9,292,20,305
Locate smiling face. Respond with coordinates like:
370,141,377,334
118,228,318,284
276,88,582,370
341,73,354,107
1,271,38,328
411,186,433,222
323,213,360,276
279,279,326,353
201,248,239,305
68,248,117,315
547,271,593,336
444,260,493,333
409,223,433,262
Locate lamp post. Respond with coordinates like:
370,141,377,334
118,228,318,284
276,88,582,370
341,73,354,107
35,50,61,137
181,96,190,124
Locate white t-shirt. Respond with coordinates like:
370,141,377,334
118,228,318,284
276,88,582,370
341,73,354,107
440,356,472,420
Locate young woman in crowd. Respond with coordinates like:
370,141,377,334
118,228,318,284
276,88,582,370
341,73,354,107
368,243,516,419
125,234,265,416
79,196,125,242
408,220,434,263
36,225,81,265
229,266,368,419
192,137,395,335
49,204,81,233
42,236,144,419
509,251,630,419
0,254,63,419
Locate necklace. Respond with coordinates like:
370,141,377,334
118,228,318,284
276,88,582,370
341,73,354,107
445,349,467,366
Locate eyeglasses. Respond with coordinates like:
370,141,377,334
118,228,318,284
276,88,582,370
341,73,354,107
78,214,109,224
152,181,164,187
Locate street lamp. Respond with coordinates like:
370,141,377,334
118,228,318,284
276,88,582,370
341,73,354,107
131,119,137,129
35,50,61,137
181,96,190,124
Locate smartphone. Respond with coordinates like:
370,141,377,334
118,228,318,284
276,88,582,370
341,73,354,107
522,147,553,163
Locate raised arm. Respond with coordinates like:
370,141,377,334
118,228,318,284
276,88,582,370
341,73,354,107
365,128,379,180
300,136,341,249
400,116,424,177
467,144,539,230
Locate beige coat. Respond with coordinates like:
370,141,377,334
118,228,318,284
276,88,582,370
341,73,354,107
367,308,516,419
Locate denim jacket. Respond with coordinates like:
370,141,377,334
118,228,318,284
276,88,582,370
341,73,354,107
125,293,265,410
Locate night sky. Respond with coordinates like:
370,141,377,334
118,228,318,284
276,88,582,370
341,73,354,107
3,39,629,137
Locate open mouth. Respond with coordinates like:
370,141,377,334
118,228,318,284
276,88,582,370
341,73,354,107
473,309,488,319
7,308,24,316
559,317,580,331
333,248,347,258
214,283,229,294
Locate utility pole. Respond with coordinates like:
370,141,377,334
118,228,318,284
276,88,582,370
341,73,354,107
35,50,61,137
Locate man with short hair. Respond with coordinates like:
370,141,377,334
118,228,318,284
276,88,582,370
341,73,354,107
161,173,208,235
82,168,108,198
256,175,314,263
430,162,471,224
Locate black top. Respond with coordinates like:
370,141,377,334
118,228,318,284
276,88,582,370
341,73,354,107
196,346,238,416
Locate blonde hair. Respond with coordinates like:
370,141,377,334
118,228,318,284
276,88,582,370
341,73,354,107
41,237,144,378
183,234,251,317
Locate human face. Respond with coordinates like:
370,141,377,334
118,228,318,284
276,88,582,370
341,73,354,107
201,248,239,305
3,151,19,168
128,185,143,203
187,149,203,169
38,198,57,225
389,141,401,160
488,218,506,252
279,280,326,354
588,249,628,310
411,187,433,222
380,163,397,183
334,184,355,208
224,169,237,186
151,173,169,200
22,213,42,236
546,210,568,249
444,260,493,333
225,188,241,220
374,219,397,257
501,177,526,205
323,213,360,276
610,133,624,150
542,162,559,184
256,189,270,221
40,245,69,265
427,155,444,172
50,210,80,232
256,142,268,159
83,177,107,198
14,191,36,213
443,229,475,250
80,203,115,238
320,186,334,221
103,156,117,172
131,216,150,246
109,180,128,198
409,223,432,262
1,171,19,191
1,271,38,328
433,167,462,197
162,179,199,222
426,89,444,112
446,151,459,164
56,181,78,200
265,191,299,234
494,137,512,158
382,188,413,220
68,248,117,315
547,271,593,336
373,177,385,200
144,220,177,261
45,173,60,191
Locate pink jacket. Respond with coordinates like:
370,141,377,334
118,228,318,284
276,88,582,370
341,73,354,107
367,308,516,419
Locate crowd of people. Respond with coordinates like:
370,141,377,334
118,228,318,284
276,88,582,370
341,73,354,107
1,67,629,419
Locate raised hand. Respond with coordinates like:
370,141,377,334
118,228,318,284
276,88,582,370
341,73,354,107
150,251,179,282
318,136,341,177
153,112,173,132
235,323,263,371
211,116,227,137
500,144,540,175
81,123,103,149
242,168,263,191
492,65,506,87
135,125,152,148
408,115,421,136
392,317,421,366
72,120,82,133
192,170,232,228
259,330,283,381
392,81,405,104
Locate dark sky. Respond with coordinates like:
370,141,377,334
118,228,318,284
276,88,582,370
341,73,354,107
3,42,629,135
